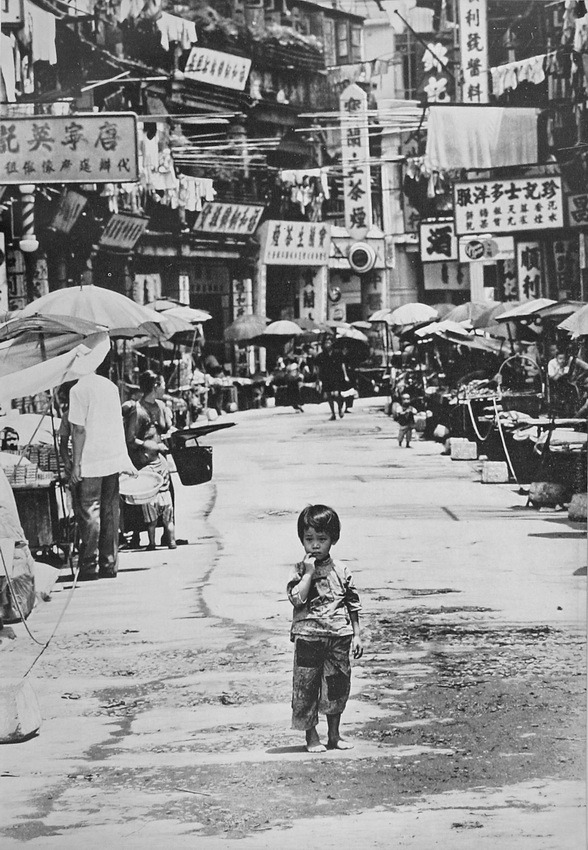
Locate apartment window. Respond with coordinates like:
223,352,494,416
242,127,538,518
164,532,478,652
337,22,349,60
323,18,337,66
350,25,362,62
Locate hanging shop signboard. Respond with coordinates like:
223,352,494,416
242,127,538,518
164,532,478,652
194,202,264,235
459,0,489,103
516,241,544,301
6,244,26,311
339,83,372,241
99,213,149,251
567,193,588,227
50,190,87,234
423,261,470,291
0,113,138,184
420,220,458,262
260,220,331,266
552,237,579,299
454,177,564,235
184,47,251,91
232,278,253,319
458,234,514,263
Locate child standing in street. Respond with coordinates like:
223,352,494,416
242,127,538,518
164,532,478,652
394,392,418,448
287,505,363,753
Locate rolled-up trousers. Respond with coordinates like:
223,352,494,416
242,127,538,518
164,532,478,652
291,635,352,731
76,473,120,574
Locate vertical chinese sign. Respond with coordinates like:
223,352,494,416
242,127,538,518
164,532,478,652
459,0,489,104
340,83,372,241
232,278,253,319
516,241,544,301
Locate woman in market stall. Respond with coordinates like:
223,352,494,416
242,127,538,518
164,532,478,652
124,370,175,549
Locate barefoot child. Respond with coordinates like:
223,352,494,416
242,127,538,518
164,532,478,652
287,504,363,753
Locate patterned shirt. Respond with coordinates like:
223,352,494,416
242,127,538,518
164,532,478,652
287,557,361,640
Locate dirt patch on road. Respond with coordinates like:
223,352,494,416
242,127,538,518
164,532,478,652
5,606,582,843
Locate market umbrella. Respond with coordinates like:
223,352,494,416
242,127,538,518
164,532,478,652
0,314,107,343
17,285,166,337
414,319,470,338
293,317,330,332
350,321,372,330
263,320,303,337
495,298,556,322
368,309,393,322
444,300,499,325
431,303,454,319
336,326,369,343
559,304,588,338
160,305,212,324
472,301,521,329
0,332,110,401
527,300,586,323
388,302,438,327
224,314,269,343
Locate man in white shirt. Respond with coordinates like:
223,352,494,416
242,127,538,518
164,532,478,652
69,354,134,580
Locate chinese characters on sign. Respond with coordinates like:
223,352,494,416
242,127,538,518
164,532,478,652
99,214,149,250
420,220,458,262
454,177,564,234
50,190,87,234
423,261,470,291
0,114,138,184
567,194,588,227
552,238,579,299
195,202,263,235
516,241,543,301
232,278,253,319
184,47,251,92
261,220,331,266
459,0,489,103
339,83,372,241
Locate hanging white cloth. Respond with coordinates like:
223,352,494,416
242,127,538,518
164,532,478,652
425,106,538,170
156,12,197,52
0,34,16,102
23,0,57,65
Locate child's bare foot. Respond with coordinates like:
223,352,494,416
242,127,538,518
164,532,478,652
305,729,326,753
327,738,354,750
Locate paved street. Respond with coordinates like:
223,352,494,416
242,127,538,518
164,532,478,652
1,399,585,849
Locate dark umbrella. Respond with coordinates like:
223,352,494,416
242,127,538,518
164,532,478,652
445,300,499,325
224,314,269,344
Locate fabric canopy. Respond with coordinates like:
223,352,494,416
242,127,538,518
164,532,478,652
425,106,538,170
0,332,110,402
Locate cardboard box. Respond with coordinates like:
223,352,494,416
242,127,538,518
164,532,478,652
451,440,477,461
481,461,509,484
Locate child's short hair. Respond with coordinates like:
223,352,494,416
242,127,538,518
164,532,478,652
297,504,341,543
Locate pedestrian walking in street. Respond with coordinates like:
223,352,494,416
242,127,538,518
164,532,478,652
285,357,304,412
287,504,363,753
69,353,136,580
314,336,348,420
394,392,417,448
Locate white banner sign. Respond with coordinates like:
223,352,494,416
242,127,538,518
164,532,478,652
195,202,263,235
260,221,331,266
420,220,458,262
0,113,138,184
454,176,564,234
340,83,372,241
184,47,251,91
516,241,544,301
458,234,514,262
459,0,489,103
